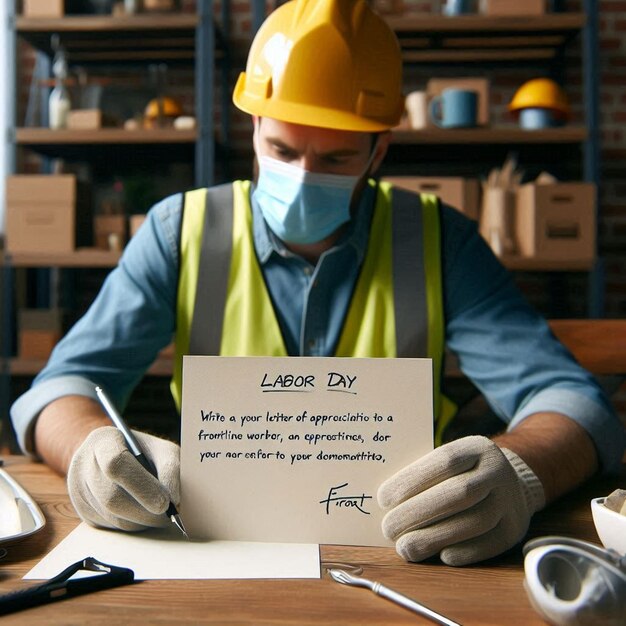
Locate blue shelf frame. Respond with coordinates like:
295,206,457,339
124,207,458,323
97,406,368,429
582,0,603,317
1,0,17,446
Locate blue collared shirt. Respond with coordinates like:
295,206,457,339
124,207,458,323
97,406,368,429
10,185,625,472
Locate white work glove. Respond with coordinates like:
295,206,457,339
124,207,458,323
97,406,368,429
378,435,545,566
67,426,180,532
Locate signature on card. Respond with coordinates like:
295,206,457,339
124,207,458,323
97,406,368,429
319,483,372,515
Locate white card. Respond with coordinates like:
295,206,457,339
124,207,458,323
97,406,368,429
180,356,433,546
25,523,320,580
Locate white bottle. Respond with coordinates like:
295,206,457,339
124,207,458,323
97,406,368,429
49,41,71,130
49,78,71,129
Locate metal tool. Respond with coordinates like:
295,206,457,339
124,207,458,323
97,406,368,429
327,568,462,626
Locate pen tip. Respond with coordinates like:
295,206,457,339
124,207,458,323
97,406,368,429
172,514,190,540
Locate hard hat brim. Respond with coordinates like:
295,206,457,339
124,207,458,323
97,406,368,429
508,103,570,119
233,72,402,133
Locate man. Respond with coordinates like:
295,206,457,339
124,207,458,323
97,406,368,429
11,0,624,566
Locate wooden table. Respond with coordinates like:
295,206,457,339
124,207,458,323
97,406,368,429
0,455,621,625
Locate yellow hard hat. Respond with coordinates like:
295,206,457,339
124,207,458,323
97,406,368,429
144,96,183,119
508,78,570,119
232,0,404,132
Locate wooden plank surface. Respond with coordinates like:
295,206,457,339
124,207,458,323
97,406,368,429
6,248,120,268
14,14,202,62
0,456,620,625
3,249,594,271
549,319,626,375
384,13,586,34
15,128,197,145
15,15,199,32
391,127,588,144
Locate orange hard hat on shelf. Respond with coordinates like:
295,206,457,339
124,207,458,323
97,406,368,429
508,78,571,119
232,0,404,132
144,96,183,119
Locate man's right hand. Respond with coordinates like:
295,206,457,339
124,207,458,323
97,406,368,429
67,426,180,531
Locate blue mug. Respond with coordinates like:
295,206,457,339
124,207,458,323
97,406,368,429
429,88,478,129
443,0,471,15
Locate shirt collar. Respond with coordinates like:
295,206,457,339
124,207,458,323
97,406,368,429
251,181,376,266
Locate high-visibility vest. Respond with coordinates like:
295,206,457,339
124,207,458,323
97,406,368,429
172,180,455,444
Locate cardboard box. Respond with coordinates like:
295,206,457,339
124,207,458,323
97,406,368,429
18,309,64,360
67,109,103,130
426,78,491,127
6,175,82,254
130,214,147,237
479,0,545,16
383,176,481,221
515,182,596,262
143,0,177,10
23,0,64,18
94,215,127,250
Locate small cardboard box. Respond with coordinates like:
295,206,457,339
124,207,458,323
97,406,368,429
6,175,83,254
67,109,103,130
479,0,545,16
129,214,147,237
426,78,491,127
23,0,64,18
94,215,127,250
515,182,596,262
18,309,64,360
383,176,481,221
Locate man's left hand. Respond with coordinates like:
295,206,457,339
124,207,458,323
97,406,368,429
377,435,545,566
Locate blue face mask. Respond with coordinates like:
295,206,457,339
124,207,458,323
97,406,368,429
253,155,363,245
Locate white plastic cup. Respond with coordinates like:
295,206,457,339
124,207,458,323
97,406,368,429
405,91,428,130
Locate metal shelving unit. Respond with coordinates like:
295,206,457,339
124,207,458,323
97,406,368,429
382,4,602,315
0,1,234,444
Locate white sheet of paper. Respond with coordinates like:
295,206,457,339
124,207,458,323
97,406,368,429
24,523,320,580
180,356,433,547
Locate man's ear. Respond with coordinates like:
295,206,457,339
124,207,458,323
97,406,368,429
370,131,392,175
252,116,261,158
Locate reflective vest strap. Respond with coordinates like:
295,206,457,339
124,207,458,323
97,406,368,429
421,194,444,369
390,188,451,443
420,194,456,444
171,184,234,411
189,183,234,355
389,186,428,358
171,187,210,409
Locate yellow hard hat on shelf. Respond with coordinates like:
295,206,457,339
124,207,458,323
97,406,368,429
232,0,404,132
144,96,183,119
508,78,570,119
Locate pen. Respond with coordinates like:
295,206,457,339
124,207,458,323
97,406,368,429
95,386,189,539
